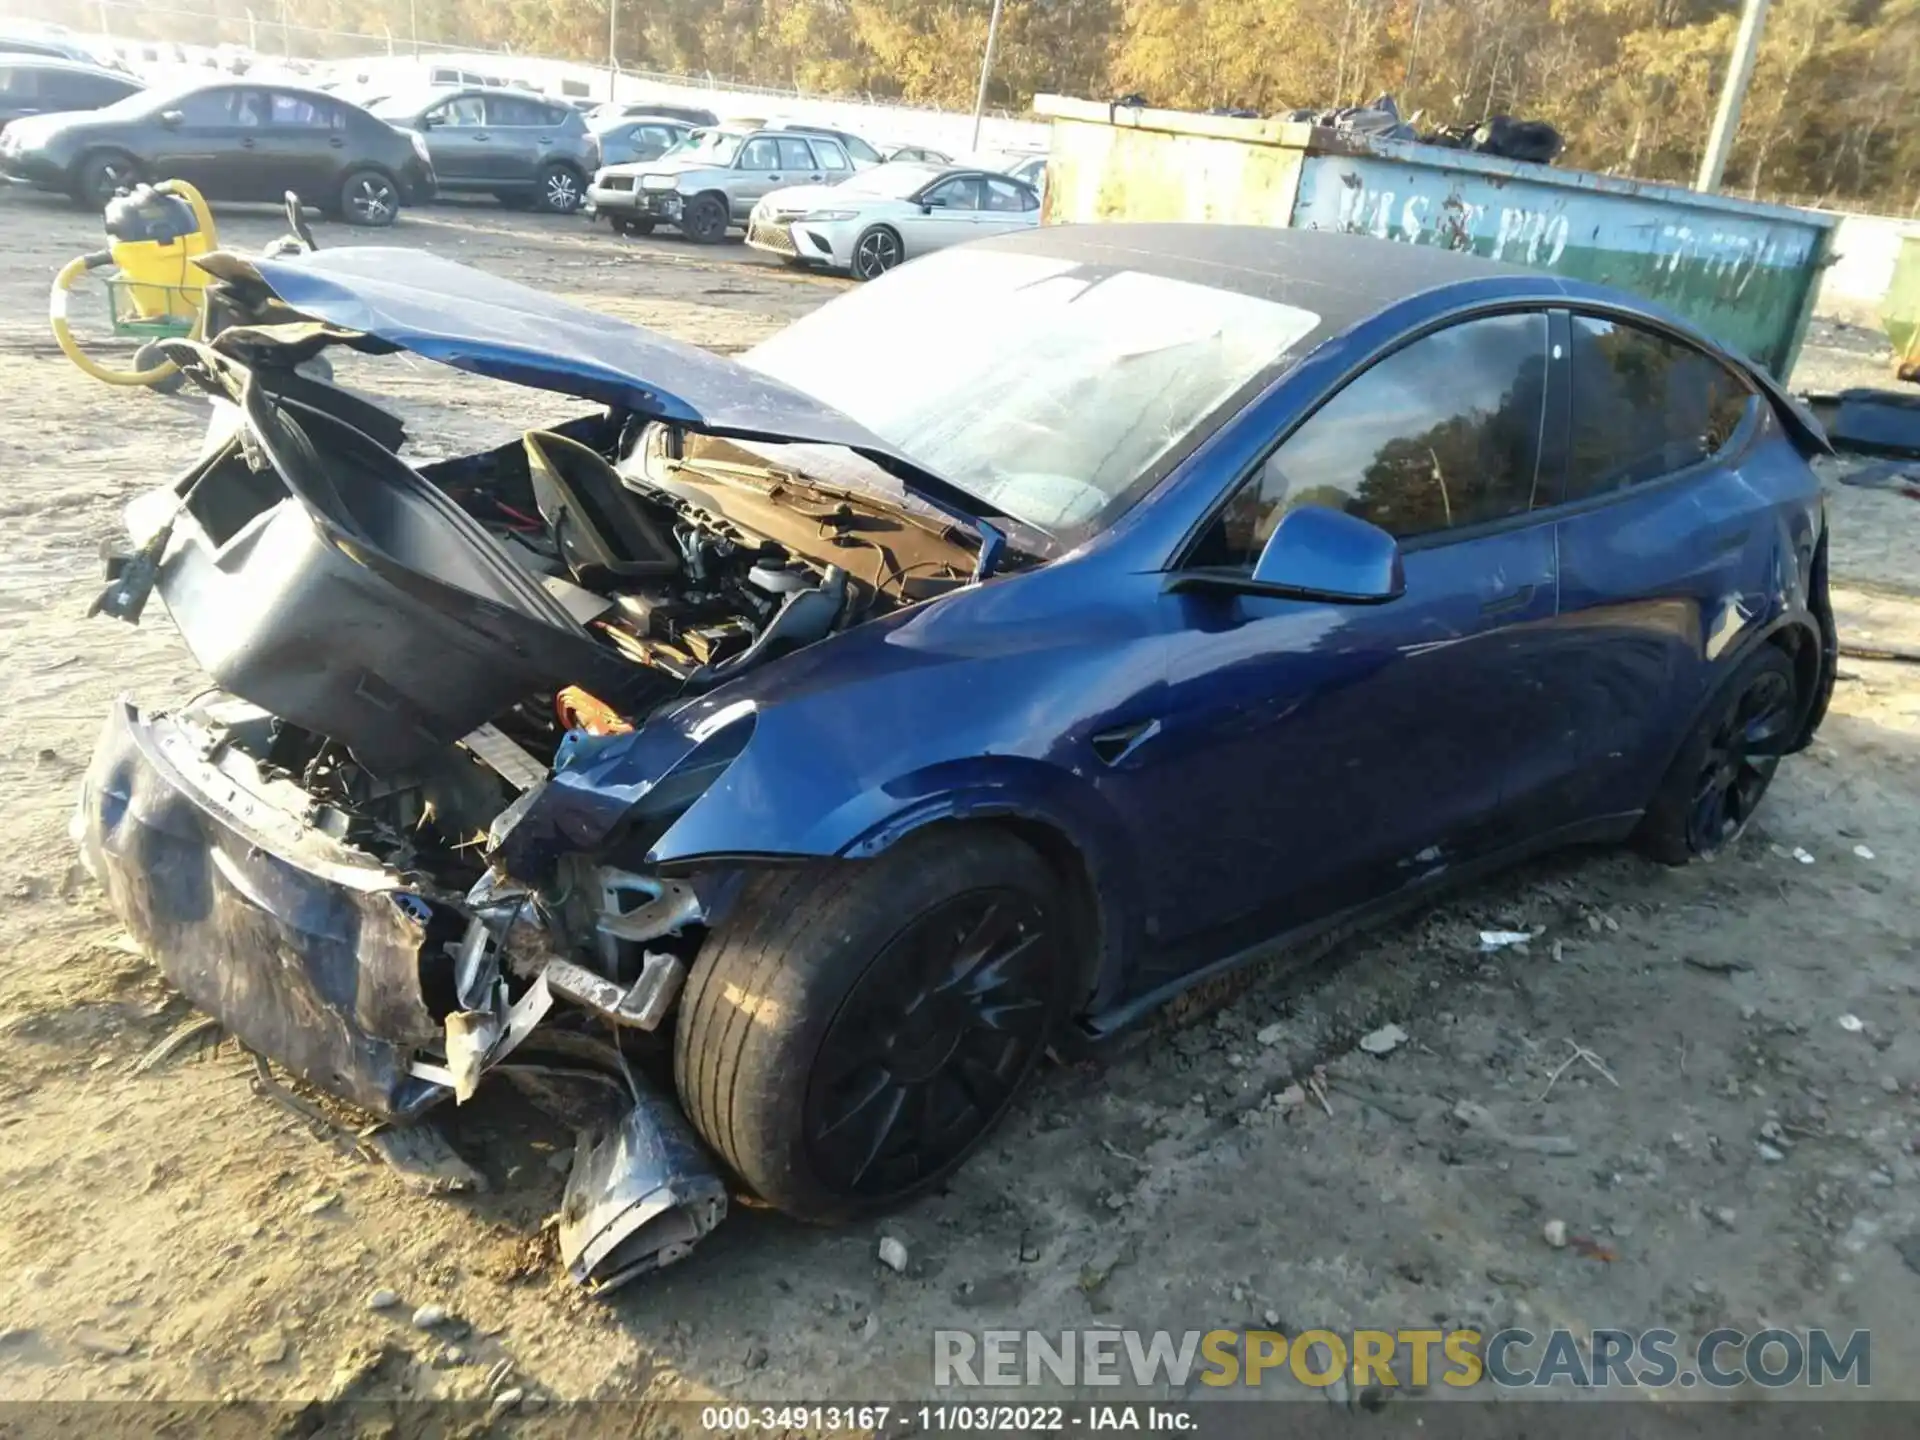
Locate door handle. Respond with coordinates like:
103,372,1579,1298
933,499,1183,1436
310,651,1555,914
328,136,344,147
472,132,489,141
240,137,256,149
810,172,822,181
768,174,782,182
1479,583,1536,617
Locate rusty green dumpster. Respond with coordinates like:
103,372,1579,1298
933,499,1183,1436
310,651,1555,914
1033,96,1836,378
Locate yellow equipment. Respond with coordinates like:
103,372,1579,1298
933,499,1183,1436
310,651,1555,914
49,178,217,389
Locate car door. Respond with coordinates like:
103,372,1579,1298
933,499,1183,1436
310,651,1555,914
419,92,486,185
977,175,1039,237
899,174,985,254
480,93,545,183
151,86,249,197
812,137,852,186
1115,311,1563,983
255,91,346,200
729,135,789,219
1532,311,1778,831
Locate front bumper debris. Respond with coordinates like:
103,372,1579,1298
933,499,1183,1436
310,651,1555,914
76,696,452,1119
559,1084,729,1291
77,695,734,1291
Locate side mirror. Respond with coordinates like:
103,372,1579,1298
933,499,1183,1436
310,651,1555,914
418,114,438,129
159,109,183,128
1168,505,1404,605
1250,505,1404,602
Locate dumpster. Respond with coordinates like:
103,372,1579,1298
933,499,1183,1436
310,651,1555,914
1033,96,1836,378
1883,232,1920,381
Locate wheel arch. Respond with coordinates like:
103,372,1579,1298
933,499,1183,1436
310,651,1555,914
69,144,139,191
653,765,1136,1016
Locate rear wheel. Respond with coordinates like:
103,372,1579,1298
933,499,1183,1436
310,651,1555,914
681,193,728,243
338,169,398,227
538,163,585,214
1636,645,1800,864
852,224,903,280
71,150,140,209
675,829,1068,1222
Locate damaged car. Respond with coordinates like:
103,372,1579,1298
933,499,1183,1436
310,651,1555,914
75,226,1837,1291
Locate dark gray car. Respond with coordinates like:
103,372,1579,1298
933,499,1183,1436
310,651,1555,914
0,57,142,131
589,115,690,169
373,86,599,213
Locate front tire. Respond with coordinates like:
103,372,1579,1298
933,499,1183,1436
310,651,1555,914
675,829,1068,1222
1636,645,1799,865
680,193,728,243
538,163,585,214
71,150,140,209
338,168,398,227
852,225,903,280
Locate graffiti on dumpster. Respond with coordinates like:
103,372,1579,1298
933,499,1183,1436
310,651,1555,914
1315,169,1817,300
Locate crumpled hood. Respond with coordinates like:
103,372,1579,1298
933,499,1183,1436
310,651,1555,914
598,153,722,181
202,246,997,527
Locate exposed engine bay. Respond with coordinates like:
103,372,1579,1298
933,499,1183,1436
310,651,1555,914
82,334,991,1291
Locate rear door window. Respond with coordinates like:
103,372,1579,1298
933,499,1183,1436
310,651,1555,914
268,92,339,127
1564,315,1757,501
815,140,849,172
776,136,816,170
1196,311,1551,565
984,176,1030,212
485,95,546,127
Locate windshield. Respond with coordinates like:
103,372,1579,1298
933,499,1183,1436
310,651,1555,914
840,162,945,198
666,128,743,164
93,82,186,118
744,249,1321,537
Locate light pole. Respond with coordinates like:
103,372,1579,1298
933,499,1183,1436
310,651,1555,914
969,0,1005,153
607,0,619,103
1695,0,1771,192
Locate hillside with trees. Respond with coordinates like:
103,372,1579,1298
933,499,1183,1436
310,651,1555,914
23,0,1920,210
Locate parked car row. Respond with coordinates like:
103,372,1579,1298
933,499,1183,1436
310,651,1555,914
0,60,1043,261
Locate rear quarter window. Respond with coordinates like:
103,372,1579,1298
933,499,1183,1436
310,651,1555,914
1565,315,1757,501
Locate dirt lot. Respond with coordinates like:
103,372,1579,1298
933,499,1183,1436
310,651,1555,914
2,189,1919,1417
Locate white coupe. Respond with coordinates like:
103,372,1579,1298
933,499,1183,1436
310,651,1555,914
745,162,1042,280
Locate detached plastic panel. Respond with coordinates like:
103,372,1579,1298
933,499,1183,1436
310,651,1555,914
154,380,650,775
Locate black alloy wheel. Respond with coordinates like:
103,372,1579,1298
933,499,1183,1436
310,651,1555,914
1686,660,1797,856
852,225,902,280
802,886,1056,1200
